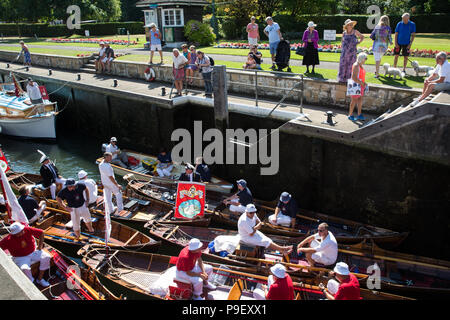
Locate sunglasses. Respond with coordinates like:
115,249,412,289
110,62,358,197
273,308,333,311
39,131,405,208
318,229,325,232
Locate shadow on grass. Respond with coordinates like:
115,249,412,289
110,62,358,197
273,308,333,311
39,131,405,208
304,71,326,80
376,74,424,88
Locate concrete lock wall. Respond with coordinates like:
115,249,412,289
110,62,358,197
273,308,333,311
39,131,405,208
0,51,89,70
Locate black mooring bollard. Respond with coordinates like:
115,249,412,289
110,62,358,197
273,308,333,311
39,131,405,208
77,74,81,81
113,79,118,87
48,69,52,76
6,63,9,68
161,88,166,96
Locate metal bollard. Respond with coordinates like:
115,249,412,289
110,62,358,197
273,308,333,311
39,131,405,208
77,74,81,81
6,63,9,68
161,88,166,96
48,69,52,76
113,79,118,87
25,66,29,72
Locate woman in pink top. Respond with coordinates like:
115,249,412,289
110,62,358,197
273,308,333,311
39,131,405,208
247,16,260,46
348,52,368,121
301,21,320,74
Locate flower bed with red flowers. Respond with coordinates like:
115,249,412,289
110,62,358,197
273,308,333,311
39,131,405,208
50,38,137,46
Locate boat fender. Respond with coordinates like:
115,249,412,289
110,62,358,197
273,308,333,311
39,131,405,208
144,67,156,82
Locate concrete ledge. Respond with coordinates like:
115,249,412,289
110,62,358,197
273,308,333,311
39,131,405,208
0,249,47,300
0,50,90,71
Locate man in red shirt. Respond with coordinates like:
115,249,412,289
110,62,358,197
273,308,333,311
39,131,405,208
0,222,51,287
320,262,361,300
253,264,295,300
175,238,216,300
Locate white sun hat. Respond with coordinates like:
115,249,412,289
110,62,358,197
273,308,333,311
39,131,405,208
327,279,340,295
9,222,25,235
78,170,88,179
245,203,257,213
333,262,350,275
308,21,317,28
270,263,286,278
188,238,203,251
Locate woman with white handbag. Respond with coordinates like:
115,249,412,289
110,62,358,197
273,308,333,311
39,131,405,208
347,52,368,121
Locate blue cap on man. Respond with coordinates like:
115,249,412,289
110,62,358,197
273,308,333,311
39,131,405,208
236,179,247,188
280,192,291,202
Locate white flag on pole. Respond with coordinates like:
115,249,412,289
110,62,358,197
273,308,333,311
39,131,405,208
0,167,29,225
104,209,111,247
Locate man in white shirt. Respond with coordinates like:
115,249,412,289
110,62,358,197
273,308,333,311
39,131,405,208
77,170,98,206
416,52,450,104
95,42,106,73
296,222,338,266
237,204,293,255
105,137,130,169
26,78,43,104
98,152,123,215
172,48,188,96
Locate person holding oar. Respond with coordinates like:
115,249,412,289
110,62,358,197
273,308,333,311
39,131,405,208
175,238,217,300
56,179,95,240
253,263,294,300
296,222,338,267
238,204,293,255
99,152,124,215
319,262,361,300
223,179,253,216
0,222,51,287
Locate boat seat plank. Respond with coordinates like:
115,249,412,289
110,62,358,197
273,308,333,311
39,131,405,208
117,269,161,291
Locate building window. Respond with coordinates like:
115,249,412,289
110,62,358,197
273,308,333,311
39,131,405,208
162,9,183,27
144,10,157,26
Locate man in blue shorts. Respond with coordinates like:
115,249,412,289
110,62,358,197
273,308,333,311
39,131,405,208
393,13,416,73
264,17,283,70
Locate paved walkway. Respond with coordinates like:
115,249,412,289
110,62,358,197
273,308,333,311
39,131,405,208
0,43,418,74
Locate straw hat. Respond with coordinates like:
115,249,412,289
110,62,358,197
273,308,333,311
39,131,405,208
344,19,357,28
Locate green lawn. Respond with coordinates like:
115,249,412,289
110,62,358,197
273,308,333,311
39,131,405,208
116,54,424,88
0,46,92,56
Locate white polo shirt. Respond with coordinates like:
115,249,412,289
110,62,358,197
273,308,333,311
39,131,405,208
78,178,98,204
311,231,338,263
99,160,116,188
172,54,188,69
105,143,118,160
435,60,450,83
26,82,42,100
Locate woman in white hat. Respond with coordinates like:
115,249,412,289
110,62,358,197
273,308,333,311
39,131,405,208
175,238,216,300
77,170,98,205
0,222,51,287
338,19,364,83
301,21,320,74
253,263,295,300
319,262,361,300
238,204,293,255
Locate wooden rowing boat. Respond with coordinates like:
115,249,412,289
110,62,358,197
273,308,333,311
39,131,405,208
79,246,412,300
0,230,120,300
211,202,409,248
144,223,448,299
30,205,160,256
125,176,408,248
95,149,233,194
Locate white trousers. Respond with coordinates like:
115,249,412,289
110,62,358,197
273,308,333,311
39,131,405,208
103,184,123,214
69,204,92,231
156,164,173,177
229,204,246,213
253,275,275,300
175,263,213,295
12,250,51,281
49,177,66,199
268,213,292,227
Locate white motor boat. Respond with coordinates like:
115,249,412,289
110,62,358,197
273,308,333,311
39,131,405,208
0,84,57,140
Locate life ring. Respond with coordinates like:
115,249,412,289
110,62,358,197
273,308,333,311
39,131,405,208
144,67,155,82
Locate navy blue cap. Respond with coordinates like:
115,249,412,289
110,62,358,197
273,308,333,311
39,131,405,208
236,179,247,188
65,179,76,186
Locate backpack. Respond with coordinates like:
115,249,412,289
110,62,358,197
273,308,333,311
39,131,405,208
206,55,215,66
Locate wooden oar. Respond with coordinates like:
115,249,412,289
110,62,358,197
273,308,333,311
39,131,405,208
256,203,320,223
44,231,108,246
227,279,243,300
213,266,322,291
226,255,368,279
165,226,179,239
339,248,450,271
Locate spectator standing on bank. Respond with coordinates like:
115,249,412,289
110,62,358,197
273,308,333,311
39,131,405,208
172,48,188,97
393,13,416,73
264,17,283,70
370,15,392,78
186,45,198,85
247,16,260,46
338,19,364,83
18,41,32,66
149,23,163,64
302,21,320,74
195,51,213,98
348,52,368,121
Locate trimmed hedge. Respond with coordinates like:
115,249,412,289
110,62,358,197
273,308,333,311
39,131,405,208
214,13,450,40
0,22,145,37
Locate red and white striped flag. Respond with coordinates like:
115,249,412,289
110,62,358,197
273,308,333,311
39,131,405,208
0,166,29,225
